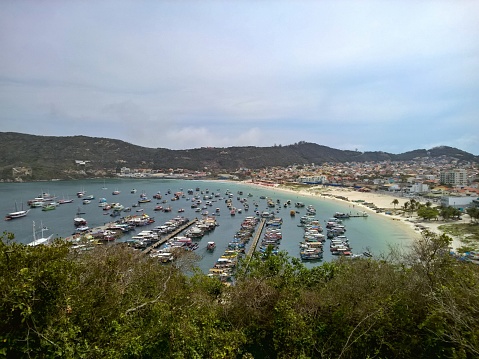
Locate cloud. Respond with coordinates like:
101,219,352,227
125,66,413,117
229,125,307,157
0,1,478,154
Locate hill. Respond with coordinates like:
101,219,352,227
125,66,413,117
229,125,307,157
0,132,477,180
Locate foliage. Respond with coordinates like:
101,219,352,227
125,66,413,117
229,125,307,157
1,230,479,358
417,206,440,221
1,132,478,180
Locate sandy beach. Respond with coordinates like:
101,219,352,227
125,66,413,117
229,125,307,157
241,181,464,251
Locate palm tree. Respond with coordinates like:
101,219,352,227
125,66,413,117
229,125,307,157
402,202,409,217
391,199,399,209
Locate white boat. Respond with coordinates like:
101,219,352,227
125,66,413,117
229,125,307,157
74,217,87,226
206,241,216,251
75,226,89,232
28,221,53,246
5,202,30,220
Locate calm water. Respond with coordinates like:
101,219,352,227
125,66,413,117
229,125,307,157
0,178,413,272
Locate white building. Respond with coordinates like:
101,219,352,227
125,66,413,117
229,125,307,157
409,183,430,194
440,169,468,187
298,175,327,184
440,196,475,210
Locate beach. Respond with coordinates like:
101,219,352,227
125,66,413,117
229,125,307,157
242,181,464,251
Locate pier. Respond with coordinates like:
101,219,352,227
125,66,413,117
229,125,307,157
246,218,266,259
143,218,198,254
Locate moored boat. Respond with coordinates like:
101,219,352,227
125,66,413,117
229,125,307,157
5,202,30,220
42,203,56,211
28,221,53,246
74,217,87,226
206,241,216,251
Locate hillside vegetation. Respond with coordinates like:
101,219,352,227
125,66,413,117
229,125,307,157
1,230,478,358
1,132,477,181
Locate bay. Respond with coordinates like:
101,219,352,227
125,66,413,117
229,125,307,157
0,178,413,273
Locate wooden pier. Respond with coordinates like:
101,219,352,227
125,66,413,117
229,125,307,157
143,218,198,254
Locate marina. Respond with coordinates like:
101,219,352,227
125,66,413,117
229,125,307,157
0,178,414,273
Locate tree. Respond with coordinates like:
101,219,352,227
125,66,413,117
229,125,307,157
391,199,399,210
417,206,440,221
466,207,479,223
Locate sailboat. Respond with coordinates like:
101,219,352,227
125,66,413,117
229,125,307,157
102,179,107,190
27,221,53,246
5,201,30,220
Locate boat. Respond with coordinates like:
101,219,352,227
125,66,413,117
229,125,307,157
206,241,216,251
5,202,30,220
58,198,74,204
334,212,350,219
5,209,30,220
42,203,56,211
131,189,137,194
28,221,53,246
74,217,87,226
29,201,44,208
75,225,89,232
112,189,120,195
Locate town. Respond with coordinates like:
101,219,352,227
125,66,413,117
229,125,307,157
112,155,479,211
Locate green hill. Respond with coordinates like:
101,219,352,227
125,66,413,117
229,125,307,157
1,132,477,180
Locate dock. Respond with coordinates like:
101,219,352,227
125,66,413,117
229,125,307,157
245,218,266,258
347,212,369,218
143,218,198,254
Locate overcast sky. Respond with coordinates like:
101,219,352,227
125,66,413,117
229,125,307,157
1,1,478,154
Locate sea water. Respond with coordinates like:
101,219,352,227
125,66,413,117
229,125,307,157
0,178,413,273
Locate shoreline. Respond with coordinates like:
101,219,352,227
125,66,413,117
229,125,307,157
238,180,463,251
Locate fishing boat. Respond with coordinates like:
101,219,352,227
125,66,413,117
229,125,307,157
74,217,87,226
58,198,74,204
334,212,350,219
42,203,56,211
28,221,53,246
206,241,216,251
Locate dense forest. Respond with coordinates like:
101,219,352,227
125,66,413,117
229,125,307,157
1,230,478,358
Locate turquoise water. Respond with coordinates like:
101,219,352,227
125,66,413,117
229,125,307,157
0,178,413,272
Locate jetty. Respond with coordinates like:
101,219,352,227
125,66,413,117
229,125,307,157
348,212,369,218
246,218,266,258
143,218,198,254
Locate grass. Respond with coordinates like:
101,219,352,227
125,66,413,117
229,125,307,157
438,222,479,252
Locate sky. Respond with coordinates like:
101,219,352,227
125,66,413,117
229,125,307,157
1,1,478,154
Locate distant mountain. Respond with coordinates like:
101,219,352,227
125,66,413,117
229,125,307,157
0,132,477,180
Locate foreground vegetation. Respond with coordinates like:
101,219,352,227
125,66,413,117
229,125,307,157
1,231,478,358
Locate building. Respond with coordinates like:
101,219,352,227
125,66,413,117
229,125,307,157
440,169,468,187
298,175,327,184
440,196,475,210
409,182,430,194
